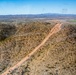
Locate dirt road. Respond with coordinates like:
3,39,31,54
1,22,62,75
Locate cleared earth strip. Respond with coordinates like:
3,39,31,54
1,22,62,75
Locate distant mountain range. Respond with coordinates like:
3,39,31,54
0,13,76,20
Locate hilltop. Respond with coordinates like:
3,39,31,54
0,20,76,75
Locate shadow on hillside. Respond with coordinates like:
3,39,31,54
0,24,16,41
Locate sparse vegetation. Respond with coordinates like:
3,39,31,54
0,20,54,74
0,19,76,75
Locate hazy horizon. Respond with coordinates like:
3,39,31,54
0,0,76,15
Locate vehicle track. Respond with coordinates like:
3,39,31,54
1,22,62,75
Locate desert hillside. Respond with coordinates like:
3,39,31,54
0,21,76,75
0,21,55,74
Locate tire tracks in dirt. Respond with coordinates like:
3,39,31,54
1,22,62,75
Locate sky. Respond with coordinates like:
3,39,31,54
0,0,76,15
